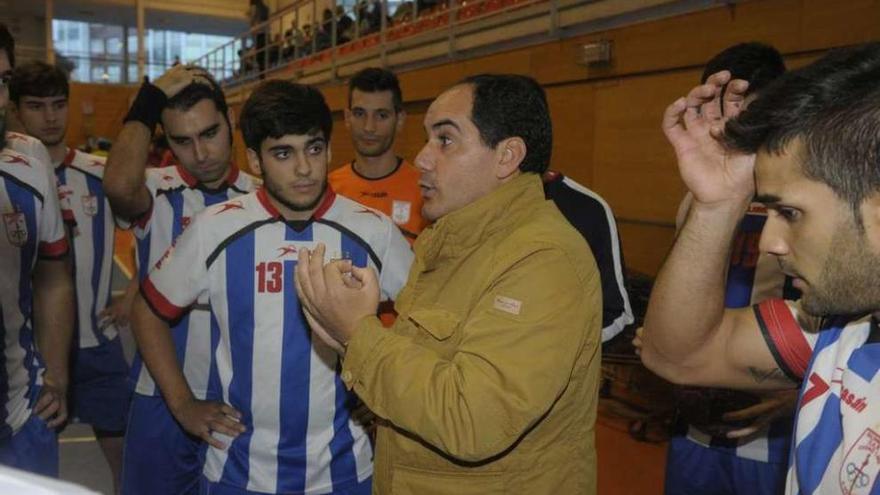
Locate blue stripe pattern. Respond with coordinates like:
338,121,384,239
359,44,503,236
221,231,256,487
795,393,843,493
85,174,108,345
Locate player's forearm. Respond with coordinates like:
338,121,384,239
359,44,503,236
130,295,194,411
32,258,75,389
642,199,748,367
103,121,152,219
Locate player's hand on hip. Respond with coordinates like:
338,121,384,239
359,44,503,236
295,243,380,346
722,388,798,439
662,70,755,206
33,380,68,428
154,64,214,100
173,398,245,450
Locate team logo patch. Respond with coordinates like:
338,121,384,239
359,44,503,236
493,295,522,315
3,211,29,247
81,195,99,217
392,200,411,225
58,186,74,211
839,428,880,494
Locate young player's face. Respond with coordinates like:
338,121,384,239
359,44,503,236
344,89,402,158
415,85,499,222
249,131,329,220
162,99,232,187
15,95,69,147
756,140,880,315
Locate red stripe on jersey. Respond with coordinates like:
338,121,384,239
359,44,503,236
311,187,336,220
757,299,812,379
38,237,69,258
141,277,185,322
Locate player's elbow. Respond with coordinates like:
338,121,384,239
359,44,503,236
639,342,702,386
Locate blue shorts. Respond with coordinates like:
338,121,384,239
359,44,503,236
121,394,205,495
0,414,59,477
665,435,787,495
70,336,131,433
199,476,373,495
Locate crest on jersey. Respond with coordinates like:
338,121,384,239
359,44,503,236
81,195,99,217
3,211,28,247
391,200,411,225
58,186,74,212
839,428,880,494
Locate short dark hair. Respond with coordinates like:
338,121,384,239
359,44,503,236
459,74,552,174
348,67,403,112
724,42,880,223
163,69,229,123
0,23,14,68
701,42,786,96
9,61,69,104
240,80,332,152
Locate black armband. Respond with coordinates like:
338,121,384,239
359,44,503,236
123,82,168,132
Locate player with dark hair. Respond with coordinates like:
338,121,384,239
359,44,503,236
331,67,426,244
10,60,131,492
130,79,412,494
296,73,601,493
104,64,259,495
664,42,793,495
639,42,880,495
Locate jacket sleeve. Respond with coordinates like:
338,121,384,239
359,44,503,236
341,245,601,462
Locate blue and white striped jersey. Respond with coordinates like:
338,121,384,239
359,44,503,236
142,187,413,494
125,164,259,398
0,147,68,440
683,204,798,463
755,299,879,494
55,148,117,348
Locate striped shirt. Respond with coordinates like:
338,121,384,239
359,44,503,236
55,148,117,348
125,164,259,398
756,299,880,494
0,147,68,440
542,172,633,342
142,187,412,494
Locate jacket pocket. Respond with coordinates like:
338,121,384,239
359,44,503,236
408,309,460,341
390,465,505,494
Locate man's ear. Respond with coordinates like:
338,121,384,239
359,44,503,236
395,110,406,133
343,108,352,130
861,193,880,250
246,148,262,177
494,136,526,180
227,108,236,132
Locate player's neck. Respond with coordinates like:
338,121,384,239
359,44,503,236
48,142,67,165
268,188,326,222
353,152,398,179
201,163,234,189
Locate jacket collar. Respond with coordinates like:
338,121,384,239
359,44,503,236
415,173,544,267
176,163,240,189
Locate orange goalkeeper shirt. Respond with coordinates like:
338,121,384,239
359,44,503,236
329,158,427,244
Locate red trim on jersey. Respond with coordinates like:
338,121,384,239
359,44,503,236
757,299,812,379
62,208,76,223
175,164,240,188
141,277,185,322
256,187,281,218
311,186,336,220
56,148,76,171
39,237,69,258
176,165,199,187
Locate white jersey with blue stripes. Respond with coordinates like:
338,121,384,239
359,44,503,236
755,299,879,494
0,147,68,440
126,164,259,398
55,148,118,348
142,187,413,494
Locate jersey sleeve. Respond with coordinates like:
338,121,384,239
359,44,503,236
377,219,414,301
753,298,819,381
35,160,69,259
140,214,208,322
115,170,157,236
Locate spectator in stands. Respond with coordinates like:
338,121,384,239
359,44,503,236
248,0,269,75
316,8,334,50
336,6,355,44
358,0,383,34
283,18,304,60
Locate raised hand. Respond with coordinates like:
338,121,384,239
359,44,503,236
662,70,755,206
153,64,214,100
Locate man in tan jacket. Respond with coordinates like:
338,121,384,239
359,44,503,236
296,74,602,494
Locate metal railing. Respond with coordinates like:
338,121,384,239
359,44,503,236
193,0,548,86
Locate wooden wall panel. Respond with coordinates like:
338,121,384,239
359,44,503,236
65,83,137,149
617,222,675,277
